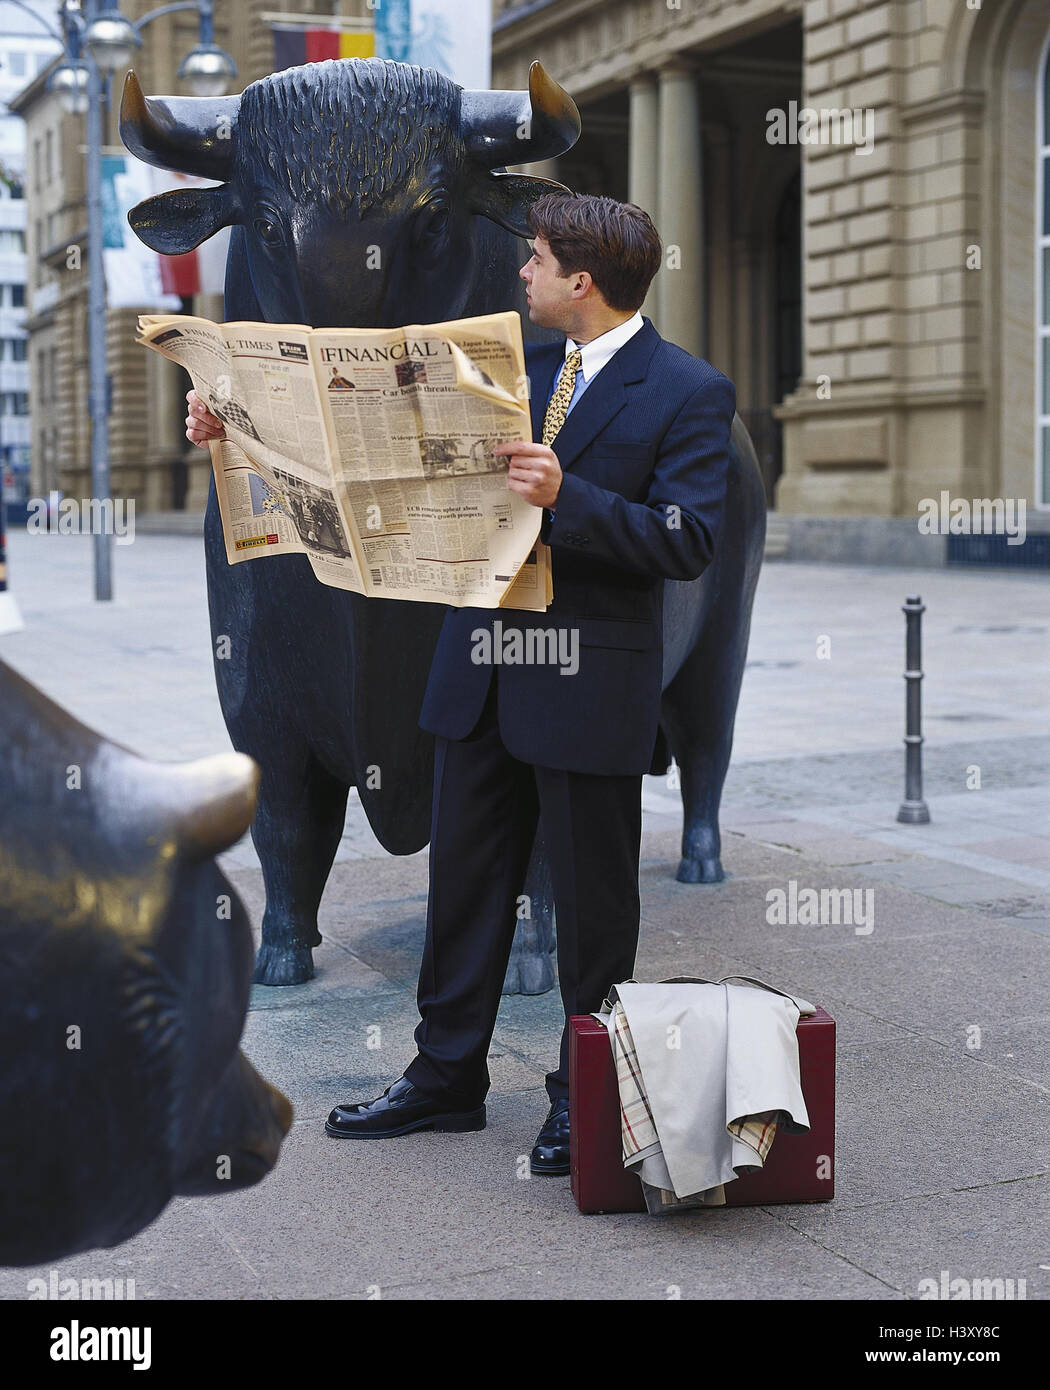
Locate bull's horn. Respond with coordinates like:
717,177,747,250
462,61,580,168
119,69,240,179
163,752,259,860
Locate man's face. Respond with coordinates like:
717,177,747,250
519,235,579,331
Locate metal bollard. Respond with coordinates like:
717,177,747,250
897,594,931,824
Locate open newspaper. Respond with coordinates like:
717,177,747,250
136,310,552,611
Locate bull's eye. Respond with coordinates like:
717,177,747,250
253,211,286,249
415,200,451,249
426,207,450,238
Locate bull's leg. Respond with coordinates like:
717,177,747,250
502,825,557,995
252,751,349,986
660,422,765,885
660,623,749,885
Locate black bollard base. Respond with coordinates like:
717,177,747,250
896,799,931,824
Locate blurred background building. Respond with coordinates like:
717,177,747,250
2,0,1048,554
0,0,61,520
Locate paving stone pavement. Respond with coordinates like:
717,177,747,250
0,532,1047,1300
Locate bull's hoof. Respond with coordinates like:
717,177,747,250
676,856,725,884
253,942,315,986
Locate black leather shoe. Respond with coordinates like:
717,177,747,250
530,1097,570,1175
325,1076,486,1139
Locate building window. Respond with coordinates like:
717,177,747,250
1040,34,1050,507
12,338,26,361
9,51,27,78
12,283,24,307
45,129,53,184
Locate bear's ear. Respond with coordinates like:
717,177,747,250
469,172,573,239
127,184,240,255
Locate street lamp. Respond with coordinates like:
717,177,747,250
39,0,236,601
83,10,142,73
49,60,90,115
179,43,237,98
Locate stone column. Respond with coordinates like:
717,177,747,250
657,61,703,357
629,73,658,216
629,72,659,321
656,63,706,358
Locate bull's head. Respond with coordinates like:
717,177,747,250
0,658,292,1266
120,58,581,326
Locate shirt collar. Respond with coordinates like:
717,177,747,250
565,310,644,382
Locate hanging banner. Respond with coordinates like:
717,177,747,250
375,0,491,90
149,169,231,300
100,153,181,311
100,155,230,307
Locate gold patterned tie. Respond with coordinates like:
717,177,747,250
541,348,582,447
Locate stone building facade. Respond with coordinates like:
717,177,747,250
496,0,1050,526
14,0,375,514
14,0,1050,529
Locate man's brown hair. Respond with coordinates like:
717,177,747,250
526,194,662,313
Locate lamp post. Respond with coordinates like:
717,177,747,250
41,0,236,600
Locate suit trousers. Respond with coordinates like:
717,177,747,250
403,666,643,1109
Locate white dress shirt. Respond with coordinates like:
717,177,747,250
561,309,645,409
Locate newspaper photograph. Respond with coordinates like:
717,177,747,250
135,310,552,610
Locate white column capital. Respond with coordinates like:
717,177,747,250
656,56,702,81
626,67,658,92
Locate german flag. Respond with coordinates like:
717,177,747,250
272,23,375,71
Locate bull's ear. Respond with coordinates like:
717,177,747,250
469,172,573,239
127,184,240,255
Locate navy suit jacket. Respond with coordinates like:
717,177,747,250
417,316,736,776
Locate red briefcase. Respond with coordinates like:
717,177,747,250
569,1006,836,1214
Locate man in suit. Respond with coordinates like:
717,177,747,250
185,193,736,1175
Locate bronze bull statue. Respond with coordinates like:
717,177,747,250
120,57,766,989
0,658,291,1266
